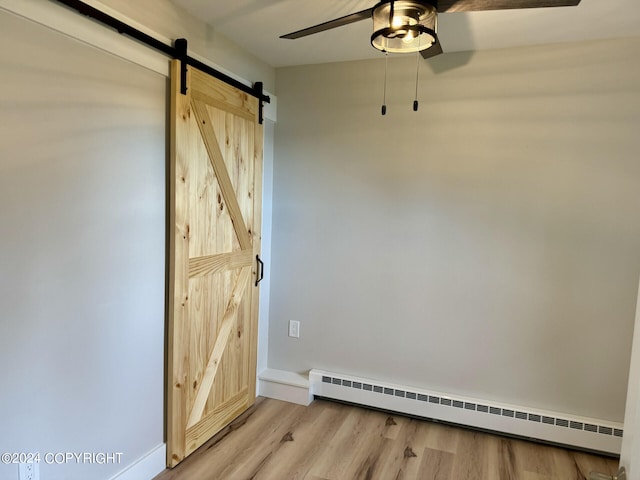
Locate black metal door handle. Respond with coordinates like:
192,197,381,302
255,255,264,286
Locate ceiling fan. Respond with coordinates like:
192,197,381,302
281,0,582,60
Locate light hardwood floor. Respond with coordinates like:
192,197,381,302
154,397,619,480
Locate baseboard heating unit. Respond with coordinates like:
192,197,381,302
309,369,623,455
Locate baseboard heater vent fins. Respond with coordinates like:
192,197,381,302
312,370,622,455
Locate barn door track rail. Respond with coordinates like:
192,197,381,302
52,0,270,123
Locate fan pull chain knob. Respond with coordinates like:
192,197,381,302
413,100,419,111
382,104,387,115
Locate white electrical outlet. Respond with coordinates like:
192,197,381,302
19,462,39,480
288,320,300,338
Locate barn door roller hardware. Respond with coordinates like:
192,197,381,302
174,38,189,96
52,0,270,123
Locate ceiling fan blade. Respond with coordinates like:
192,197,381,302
421,36,444,59
436,0,580,13
280,8,374,39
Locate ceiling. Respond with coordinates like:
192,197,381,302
171,0,640,67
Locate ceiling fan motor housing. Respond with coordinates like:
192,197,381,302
371,0,438,53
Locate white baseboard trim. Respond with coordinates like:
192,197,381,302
109,443,166,480
258,368,313,406
310,369,623,455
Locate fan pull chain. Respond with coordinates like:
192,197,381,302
382,52,388,116
413,38,421,112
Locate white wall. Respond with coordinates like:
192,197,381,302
0,1,276,479
270,37,640,423
0,9,165,480
258,119,276,374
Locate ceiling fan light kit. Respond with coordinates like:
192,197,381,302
281,0,582,114
280,0,583,55
371,1,438,54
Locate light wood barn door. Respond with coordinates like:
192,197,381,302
167,60,263,467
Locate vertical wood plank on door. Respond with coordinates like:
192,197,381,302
167,60,191,468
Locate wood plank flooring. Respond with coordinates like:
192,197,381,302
154,397,619,480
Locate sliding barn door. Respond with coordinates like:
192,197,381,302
167,60,263,467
